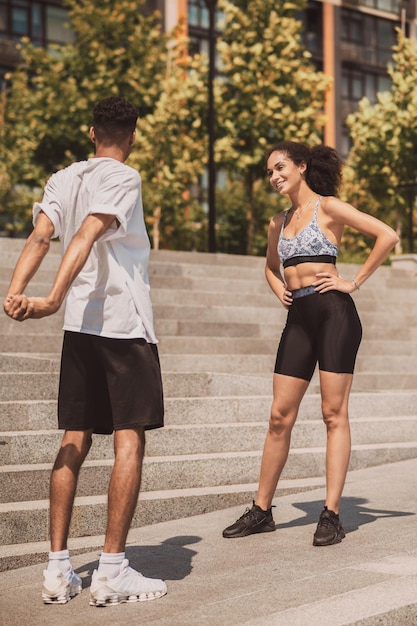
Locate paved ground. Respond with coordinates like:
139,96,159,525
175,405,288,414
1,458,417,626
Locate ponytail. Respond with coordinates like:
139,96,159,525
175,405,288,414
306,145,343,196
266,142,343,196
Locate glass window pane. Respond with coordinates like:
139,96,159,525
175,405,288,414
0,6,7,32
200,6,209,28
377,0,396,11
12,7,29,35
188,6,198,26
32,4,42,39
378,49,392,66
352,75,363,100
378,75,391,92
350,20,362,43
199,38,209,57
365,74,375,101
341,74,349,98
377,20,391,42
46,6,73,44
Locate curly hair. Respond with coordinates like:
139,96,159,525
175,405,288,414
266,141,343,196
92,97,139,142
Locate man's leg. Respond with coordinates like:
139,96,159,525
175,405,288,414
90,427,167,605
43,429,92,604
104,427,145,552
49,429,93,551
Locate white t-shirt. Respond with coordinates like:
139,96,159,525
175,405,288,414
33,157,157,343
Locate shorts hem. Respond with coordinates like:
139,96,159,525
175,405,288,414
273,370,312,382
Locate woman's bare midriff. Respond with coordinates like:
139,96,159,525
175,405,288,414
284,262,338,291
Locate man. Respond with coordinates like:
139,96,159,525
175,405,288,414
3,97,167,606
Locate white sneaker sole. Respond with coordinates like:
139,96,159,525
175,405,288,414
89,588,167,606
42,582,82,604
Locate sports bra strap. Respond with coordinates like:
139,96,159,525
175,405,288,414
283,254,336,269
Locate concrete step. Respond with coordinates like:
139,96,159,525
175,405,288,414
2,441,417,546
159,336,277,355
0,371,274,401
153,303,285,325
0,333,63,352
350,371,417,391
158,353,417,374
2,390,417,431
3,368,417,402
0,353,59,372
152,287,277,308
2,415,417,492
0,313,64,333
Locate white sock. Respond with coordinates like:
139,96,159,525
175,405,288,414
47,549,71,573
97,552,125,579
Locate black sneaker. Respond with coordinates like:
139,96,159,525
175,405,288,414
222,501,276,538
313,506,345,546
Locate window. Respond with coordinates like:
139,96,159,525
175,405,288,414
341,9,397,69
188,0,209,29
187,0,223,71
46,5,72,44
0,0,73,46
303,1,322,55
360,0,401,12
341,13,363,44
342,67,391,105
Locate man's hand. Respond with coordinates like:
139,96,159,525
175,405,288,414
3,294,59,321
3,294,33,321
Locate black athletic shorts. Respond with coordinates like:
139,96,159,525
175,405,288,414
274,289,362,381
58,331,164,434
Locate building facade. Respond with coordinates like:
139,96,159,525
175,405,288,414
1,0,416,155
304,0,417,154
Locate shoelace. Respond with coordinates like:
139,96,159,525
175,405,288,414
236,504,277,523
318,514,337,529
236,507,255,522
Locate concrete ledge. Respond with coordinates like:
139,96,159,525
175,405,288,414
390,253,417,274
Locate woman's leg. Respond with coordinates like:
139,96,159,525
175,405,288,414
319,370,353,514
256,373,310,510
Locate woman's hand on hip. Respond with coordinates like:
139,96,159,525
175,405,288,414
313,273,356,294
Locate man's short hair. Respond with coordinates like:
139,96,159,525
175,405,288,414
92,97,139,142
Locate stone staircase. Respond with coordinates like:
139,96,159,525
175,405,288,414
1,238,417,571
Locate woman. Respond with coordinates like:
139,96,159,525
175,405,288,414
223,141,399,546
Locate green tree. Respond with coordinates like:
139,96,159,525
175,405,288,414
216,0,330,254
130,35,210,250
346,29,417,253
1,1,208,244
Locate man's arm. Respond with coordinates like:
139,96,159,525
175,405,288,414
6,212,54,294
3,212,54,319
5,212,116,321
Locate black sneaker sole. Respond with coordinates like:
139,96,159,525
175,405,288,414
223,523,276,539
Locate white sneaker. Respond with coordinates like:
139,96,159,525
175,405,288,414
89,559,167,606
42,567,82,604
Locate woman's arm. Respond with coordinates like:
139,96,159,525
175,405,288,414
314,197,399,294
265,215,293,309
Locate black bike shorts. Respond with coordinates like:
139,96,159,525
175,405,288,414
274,289,362,381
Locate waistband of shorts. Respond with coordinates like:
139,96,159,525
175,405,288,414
291,285,317,299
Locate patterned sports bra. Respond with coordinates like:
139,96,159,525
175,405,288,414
278,196,338,269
